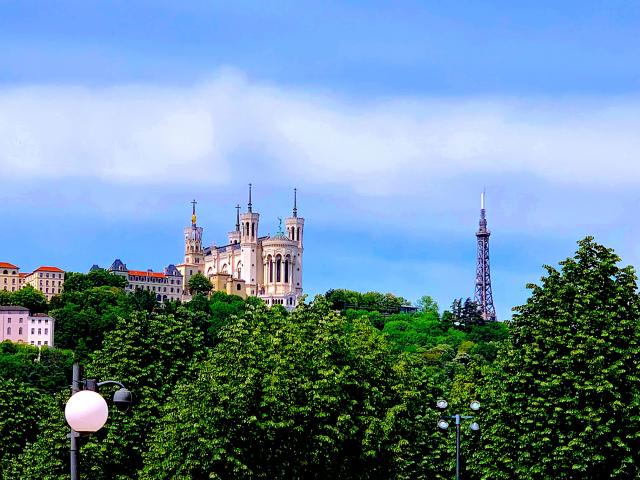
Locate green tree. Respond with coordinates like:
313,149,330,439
0,379,46,469
49,285,132,359
450,298,484,330
471,237,640,479
187,272,213,296
8,309,206,480
3,391,76,480
0,342,73,392
416,295,439,317
141,298,437,479
127,287,158,312
10,285,48,313
63,270,127,293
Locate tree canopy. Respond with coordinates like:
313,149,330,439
4,237,639,479
471,237,640,479
188,272,213,296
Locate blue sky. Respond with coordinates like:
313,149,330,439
1,1,639,318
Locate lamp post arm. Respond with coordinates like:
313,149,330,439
97,380,127,389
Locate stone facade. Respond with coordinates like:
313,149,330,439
0,306,55,347
180,187,305,310
25,266,65,301
0,262,20,292
1,262,65,300
107,259,183,302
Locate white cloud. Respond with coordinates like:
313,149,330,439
1,70,639,192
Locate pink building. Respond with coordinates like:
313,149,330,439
28,313,54,347
0,306,55,347
0,306,30,343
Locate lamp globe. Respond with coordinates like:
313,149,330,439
65,391,109,433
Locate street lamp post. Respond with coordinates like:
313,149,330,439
65,362,132,480
437,399,480,480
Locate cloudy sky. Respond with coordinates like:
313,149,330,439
1,1,639,318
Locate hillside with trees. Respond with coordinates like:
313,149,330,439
1,237,639,479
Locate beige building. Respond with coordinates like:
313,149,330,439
25,266,65,301
179,186,305,310
210,273,247,299
1,263,64,300
0,262,20,292
107,259,183,302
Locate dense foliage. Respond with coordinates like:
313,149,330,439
1,237,638,479
188,272,213,296
0,285,48,313
469,237,640,479
325,288,410,313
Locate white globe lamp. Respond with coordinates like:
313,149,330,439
65,390,109,433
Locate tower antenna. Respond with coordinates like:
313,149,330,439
474,190,497,321
248,183,253,213
235,204,240,232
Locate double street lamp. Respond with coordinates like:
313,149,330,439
437,399,480,480
65,363,132,480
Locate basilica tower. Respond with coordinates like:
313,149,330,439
227,204,241,245
177,199,205,297
239,184,260,295
285,188,304,296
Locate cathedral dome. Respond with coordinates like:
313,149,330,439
269,231,291,242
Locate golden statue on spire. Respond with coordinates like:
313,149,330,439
191,199,197,226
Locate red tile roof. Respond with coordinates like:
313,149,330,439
18,273,28,278
128,270,166,279
0,262,18,269
33,266,65,273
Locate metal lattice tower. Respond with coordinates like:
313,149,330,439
474,191,497,321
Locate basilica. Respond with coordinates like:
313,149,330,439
177,185,305,310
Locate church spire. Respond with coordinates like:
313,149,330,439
293,188,298,218
235,204,240,231
248,183,253,213
191,199,197,226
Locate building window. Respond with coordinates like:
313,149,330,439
31,328,34,334
19,318,23,323
38,328,41,334
19,327,23,334
45,328,48,334
31,341,34,345
237,284,241,291
38,341,41,346
7,318,10,324
44,341,48,345
6,327,11,335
